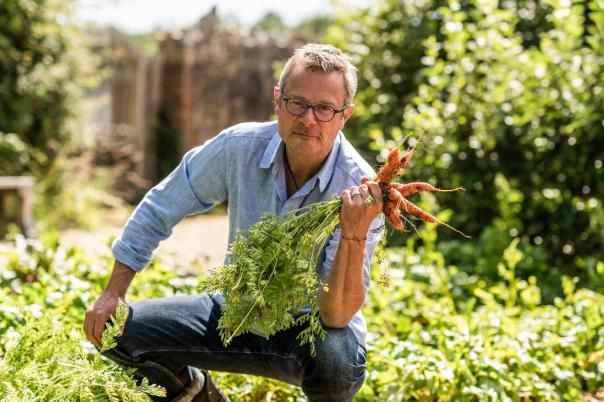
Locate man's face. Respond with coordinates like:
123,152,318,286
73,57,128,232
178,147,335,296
274,66,354,161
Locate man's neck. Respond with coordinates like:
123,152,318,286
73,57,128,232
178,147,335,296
285,146,328,189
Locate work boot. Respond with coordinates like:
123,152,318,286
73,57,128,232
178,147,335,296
190,370,230,402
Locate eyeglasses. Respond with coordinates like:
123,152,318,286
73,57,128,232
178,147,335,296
279,92,347,122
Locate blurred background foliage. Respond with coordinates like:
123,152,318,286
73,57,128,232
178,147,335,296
0,0,111,231
327,0,604,297
0,0,90,174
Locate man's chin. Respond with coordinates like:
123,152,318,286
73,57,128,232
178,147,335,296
289,135,321,154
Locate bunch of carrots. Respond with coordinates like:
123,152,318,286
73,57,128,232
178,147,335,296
376,141,469,238
202,137,468,355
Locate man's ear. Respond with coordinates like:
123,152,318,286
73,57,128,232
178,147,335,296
342,103,355,123
273,86,281,113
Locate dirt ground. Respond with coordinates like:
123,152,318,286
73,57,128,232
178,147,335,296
59,211,230,275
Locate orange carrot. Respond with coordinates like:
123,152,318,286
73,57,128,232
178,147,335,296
392,182,464,197
384,201,404,230
376,147,401,182
382,199,403,230
387,187,403,209
400,197,470,238
375,134,423,183
383,200,392,219
397,136,422,174
400,197,437,222
386,199,402,214
398,148,414,171
373,135,468,239
389,208,405,230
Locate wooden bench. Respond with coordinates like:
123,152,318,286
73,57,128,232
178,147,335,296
0,176,35,237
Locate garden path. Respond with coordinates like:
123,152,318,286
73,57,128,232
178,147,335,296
59,211,229,275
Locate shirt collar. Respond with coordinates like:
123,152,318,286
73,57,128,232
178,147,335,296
260,125,282,169
260,127,342,194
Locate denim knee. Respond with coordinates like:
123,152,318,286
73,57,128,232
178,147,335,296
99,303,192,398
301,326,367,402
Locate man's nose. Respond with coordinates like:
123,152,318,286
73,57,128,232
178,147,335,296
299,106,317,126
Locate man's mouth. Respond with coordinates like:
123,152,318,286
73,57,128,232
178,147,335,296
293,129,317,137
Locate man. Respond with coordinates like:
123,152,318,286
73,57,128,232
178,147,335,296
84,43,384,402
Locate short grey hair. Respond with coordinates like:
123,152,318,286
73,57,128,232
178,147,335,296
278,43,357,106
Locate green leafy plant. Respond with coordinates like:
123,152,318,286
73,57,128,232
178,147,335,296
1,234,602,400
356,235,604,401
0,307,165,401
100,299,129,353
202,199,342,355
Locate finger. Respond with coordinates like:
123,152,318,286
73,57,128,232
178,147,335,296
350,186,365,204
341,188,353,205
359,183,382,210
359,184,370,197
361,176,369,184
83,310,99,348
366,181,383,206
93,314,107,349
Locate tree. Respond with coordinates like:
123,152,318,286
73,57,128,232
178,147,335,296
254,12,288,35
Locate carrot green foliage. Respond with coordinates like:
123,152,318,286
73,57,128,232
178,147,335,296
0,289,165,400
201,198,342,355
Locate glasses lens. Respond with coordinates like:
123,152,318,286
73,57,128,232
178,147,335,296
314,104,335,122
286,99,308,115
283,96,338,122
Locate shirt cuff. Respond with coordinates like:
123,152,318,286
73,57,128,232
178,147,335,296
111,237,151,272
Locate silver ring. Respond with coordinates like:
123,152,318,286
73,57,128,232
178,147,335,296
351,191,362,198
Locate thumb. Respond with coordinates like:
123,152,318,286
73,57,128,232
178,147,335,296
361,176,369,184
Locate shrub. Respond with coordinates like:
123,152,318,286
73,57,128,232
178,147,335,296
328,0,604,283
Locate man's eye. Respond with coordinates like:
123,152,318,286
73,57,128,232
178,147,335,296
317,104,333,112
291,100,307,108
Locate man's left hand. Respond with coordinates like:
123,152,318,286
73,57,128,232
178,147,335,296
340,176,383,240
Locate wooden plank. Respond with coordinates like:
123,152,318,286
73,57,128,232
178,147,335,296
0,176,35,190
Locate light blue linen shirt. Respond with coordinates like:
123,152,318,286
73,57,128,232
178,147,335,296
112,121,384,343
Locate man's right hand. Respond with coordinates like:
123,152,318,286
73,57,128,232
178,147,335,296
83,260,136,349
84,292,124,349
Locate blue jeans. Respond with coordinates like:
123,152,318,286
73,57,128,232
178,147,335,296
101,294,367,401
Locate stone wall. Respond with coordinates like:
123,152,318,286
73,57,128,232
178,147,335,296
157,11,303,152
110,31,159,180
96,9,304,189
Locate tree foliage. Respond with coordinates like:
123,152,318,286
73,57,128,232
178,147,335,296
328,0,604,283
0,132,31,175
0,0,86,176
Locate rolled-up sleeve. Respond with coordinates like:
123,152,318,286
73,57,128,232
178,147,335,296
112,133,228,271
